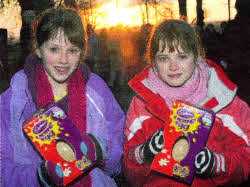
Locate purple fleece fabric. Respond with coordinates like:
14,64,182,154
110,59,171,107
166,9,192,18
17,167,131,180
0,55,125,187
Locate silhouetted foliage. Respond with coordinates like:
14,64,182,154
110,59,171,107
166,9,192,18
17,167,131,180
17,0,55,70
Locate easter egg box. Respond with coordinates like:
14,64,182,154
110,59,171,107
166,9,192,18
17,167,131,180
23,103,96,186
151,100,215,185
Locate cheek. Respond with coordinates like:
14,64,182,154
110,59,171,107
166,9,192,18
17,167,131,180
187,63,196,75
158,63,169,75
182,60,196,74
69,55,81,66
44,53,57,66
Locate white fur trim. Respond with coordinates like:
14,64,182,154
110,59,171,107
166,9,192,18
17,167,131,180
217,114,249,145
127,116,150,140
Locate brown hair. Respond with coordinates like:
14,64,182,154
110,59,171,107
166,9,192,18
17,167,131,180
146,19,204,64
33,8,86,54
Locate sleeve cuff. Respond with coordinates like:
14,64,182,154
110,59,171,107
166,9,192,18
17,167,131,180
81,133,108,162
213,152,226,175
129,144,145,165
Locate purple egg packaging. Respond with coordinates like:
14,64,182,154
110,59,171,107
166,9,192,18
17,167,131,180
23,102,97,186
151,100,215,185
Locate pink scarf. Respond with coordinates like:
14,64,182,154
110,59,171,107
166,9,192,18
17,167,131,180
148,60,208,108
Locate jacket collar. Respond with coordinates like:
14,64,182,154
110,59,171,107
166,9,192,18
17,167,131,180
129,60,237,116
200,59,237,113
129,66,171,122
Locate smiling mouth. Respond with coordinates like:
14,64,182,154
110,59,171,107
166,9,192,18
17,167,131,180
168,73,182,78
55,66,69,74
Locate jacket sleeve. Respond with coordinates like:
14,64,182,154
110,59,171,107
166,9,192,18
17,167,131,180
86,73,126,177
0,89,41,187
207,96,250,186
123,96,164,186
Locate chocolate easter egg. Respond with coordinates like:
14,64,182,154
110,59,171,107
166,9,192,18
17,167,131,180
172,138,189,162
56,141,76,162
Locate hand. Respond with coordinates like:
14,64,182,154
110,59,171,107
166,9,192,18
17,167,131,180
37,161,63,187
195,147,215,177
80,133,108,162
141,129,164,161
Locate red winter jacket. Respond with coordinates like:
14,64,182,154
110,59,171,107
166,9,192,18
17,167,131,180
123,60,250,187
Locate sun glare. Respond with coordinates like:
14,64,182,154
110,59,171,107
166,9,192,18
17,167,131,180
96,3,142,28
94,0,236,29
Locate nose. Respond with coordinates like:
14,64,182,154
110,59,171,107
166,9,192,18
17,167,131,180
59,51,68,64
169,60,179,71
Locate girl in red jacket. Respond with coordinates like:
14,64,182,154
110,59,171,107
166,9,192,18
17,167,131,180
123,19,249,187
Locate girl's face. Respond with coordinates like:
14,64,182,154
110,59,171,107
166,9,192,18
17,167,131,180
36,29,81,85
153,40,197,87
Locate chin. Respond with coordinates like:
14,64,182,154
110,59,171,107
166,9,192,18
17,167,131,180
168,83,184,88
52,76,69,84
164,79,185,88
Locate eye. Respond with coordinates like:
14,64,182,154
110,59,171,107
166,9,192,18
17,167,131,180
69,48,80,55
157,56,168,62
179,54,187,59
50,47,58,53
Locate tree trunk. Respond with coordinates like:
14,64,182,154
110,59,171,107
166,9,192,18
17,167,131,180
64,0,77,9
178,0,187,21
196,0,204,29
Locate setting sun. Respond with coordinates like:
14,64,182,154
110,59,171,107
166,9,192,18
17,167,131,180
92,0,237,29
95,3,142,28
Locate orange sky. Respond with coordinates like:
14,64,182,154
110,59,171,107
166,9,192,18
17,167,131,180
0,0,237,39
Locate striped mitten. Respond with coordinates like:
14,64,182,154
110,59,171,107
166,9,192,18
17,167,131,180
141,129,164,161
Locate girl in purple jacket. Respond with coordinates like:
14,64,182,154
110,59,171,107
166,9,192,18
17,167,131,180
0,8,125,187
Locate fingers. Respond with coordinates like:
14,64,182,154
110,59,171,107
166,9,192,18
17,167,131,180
142,129,164,161
195,147,215,177
149,130,164,155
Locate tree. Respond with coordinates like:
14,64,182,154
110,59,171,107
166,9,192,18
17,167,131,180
16,0,55,69
64,0,77,8
178,0,187,21
196,0,204,29
228,0,230,21
77,0,98,27
138,0,173,25
139,0,150,24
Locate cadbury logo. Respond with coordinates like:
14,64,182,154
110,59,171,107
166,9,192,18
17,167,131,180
177,109,194,119
33,120,48,134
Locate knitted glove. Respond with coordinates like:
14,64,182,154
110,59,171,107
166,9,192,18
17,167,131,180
80,133,108,162
195,147,216,177
141,129,164,161
38,161,64,187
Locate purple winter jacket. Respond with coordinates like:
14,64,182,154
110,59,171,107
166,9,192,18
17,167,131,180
0,56,125,187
